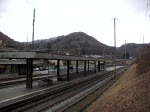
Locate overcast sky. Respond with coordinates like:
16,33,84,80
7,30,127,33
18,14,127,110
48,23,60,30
0,0,150,47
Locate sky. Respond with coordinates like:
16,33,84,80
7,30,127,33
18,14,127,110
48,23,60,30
0,0,150,47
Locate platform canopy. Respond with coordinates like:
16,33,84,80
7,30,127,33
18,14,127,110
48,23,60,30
0,51,105,61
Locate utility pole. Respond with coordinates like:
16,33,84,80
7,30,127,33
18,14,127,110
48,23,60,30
32,8,35,49
103,48,105,58
113,18,117,77
113,18,117,50
125,40,126,70
142,35,145,55
143,35,144,44
27,37,28,51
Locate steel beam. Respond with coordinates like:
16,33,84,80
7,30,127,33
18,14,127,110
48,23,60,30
18,65,21,75
76,60,78,74
88,61,89,71
26,59,33,89
98,61,100,72
0,51,105,61
104,61,106,71
67,60,70,81
11,65,13,73
84,61,86,76
57,60,60,80
94,61,96,73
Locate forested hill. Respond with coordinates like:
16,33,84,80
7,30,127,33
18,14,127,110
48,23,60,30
32,32,114,55
0,32,24,50
117,43,145,58
0,31,145,58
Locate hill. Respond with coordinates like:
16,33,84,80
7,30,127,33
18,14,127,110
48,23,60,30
0,31,145,58
27,32,147,57
0,32,24,50
117,43,144,58
32,32,115,55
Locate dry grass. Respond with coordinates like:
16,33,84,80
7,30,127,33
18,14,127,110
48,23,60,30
86,65,150,112
137,44,150,74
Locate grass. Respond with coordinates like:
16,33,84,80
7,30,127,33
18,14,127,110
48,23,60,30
137,44,150,74
86,64,150,112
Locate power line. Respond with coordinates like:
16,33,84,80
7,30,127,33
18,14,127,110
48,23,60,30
25,0,40,10
146,0,150,20
25,0,37,8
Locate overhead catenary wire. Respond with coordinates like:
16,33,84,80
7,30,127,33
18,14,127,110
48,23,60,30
25,0,39,9
146,0,150,20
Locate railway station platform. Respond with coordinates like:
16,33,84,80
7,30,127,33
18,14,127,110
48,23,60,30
0,80,65,103
0,70,97,104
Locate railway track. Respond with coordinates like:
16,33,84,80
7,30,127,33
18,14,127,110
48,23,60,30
0,65,119,88
0,67,125,112
0,68,93,89
58,67,125,112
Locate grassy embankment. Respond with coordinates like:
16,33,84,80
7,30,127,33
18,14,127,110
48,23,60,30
87,44,150,112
